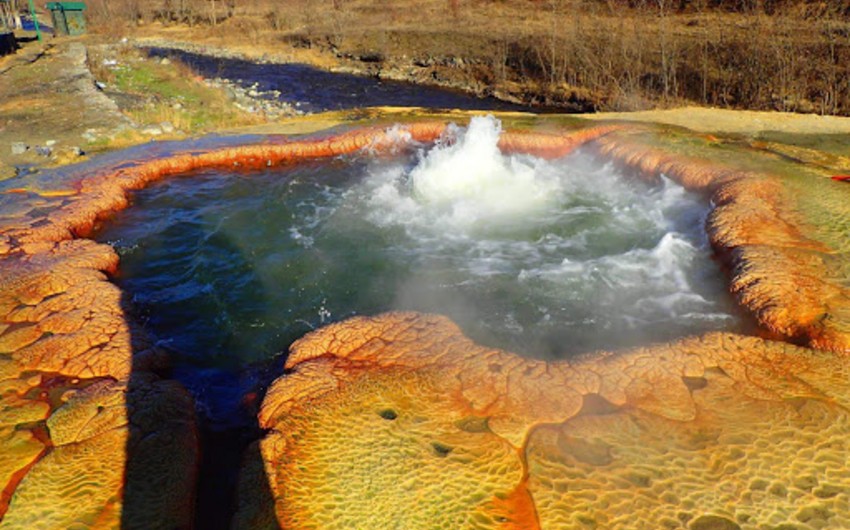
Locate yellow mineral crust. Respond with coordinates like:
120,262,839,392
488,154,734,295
592,134,850,352
260,312,850,529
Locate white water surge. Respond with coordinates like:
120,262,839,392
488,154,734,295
315,116,738,355
409,117,559,225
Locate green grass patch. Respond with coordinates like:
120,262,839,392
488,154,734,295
88,46,264,134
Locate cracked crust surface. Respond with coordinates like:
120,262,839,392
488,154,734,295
257,312,850,529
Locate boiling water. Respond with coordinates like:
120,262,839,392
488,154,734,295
97,117,740,425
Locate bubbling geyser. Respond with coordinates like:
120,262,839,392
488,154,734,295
352,116,738,354
408,116,559,227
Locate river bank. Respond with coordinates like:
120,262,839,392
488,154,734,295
4,32,850,184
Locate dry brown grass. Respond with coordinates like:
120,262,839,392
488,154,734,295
83,0,850,115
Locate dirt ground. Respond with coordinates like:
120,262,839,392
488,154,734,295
0,37,131,179
586,106,850,135
0,33,270,181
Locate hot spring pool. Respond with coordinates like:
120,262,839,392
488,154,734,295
96,116,741,425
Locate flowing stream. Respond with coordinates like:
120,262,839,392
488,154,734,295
146,47,539,113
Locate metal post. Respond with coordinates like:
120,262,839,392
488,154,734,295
27,0,40,41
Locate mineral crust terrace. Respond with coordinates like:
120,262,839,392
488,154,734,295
0,115,848,529
252,312,850,529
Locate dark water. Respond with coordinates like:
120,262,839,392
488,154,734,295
146,47,538,114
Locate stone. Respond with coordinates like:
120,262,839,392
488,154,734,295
10,142,27,155
13,165,36,177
